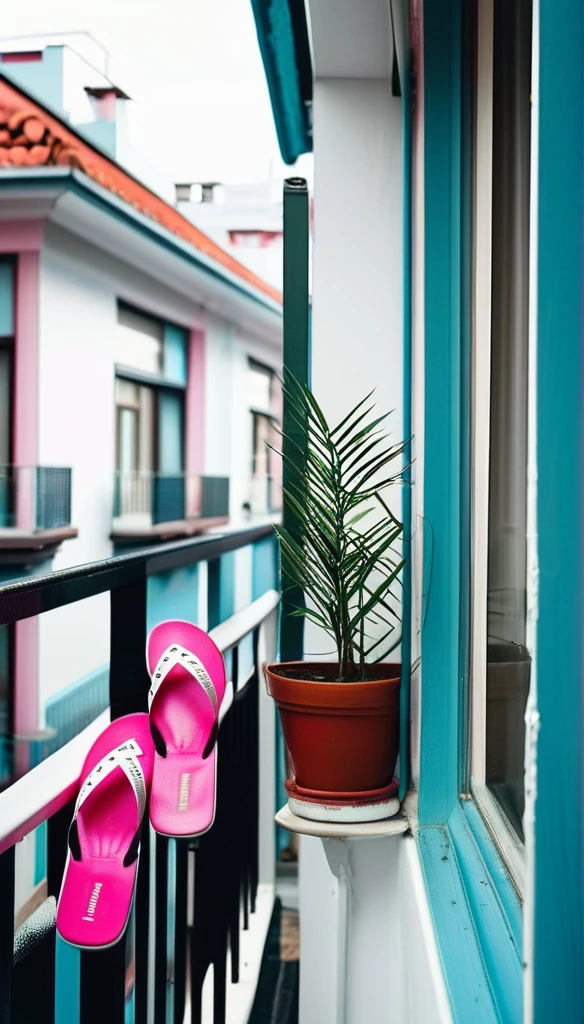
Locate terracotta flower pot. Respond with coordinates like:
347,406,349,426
264,662,400,799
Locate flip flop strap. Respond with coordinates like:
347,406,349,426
74,738,147,823
148,643,218,716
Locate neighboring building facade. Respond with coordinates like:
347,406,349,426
0,64,282,775
176,177,286,291
252,0,583,1022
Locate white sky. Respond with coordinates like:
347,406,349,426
0,0,311,186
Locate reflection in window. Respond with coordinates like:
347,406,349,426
485,0,532,840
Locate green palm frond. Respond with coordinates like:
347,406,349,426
273,370,407,681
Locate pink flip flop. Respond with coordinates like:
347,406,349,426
56,713,154,950
146,620,226,838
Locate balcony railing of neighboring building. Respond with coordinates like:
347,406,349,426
112,471,231,540
0,466,73,531
0,523,279,1023
0,466,77,559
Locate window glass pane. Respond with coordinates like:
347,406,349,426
115,378,140,409
0,262,14,339
118,408,138,473
248,361,272,412
163,324,188,385
485,0,532,840
0,348,11,464
137,386,155,473
116,305,163,376
0,625,10,737
158,391,184,474
253,413,272,478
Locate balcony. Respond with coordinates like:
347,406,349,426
0,466,77,564
0,524,285,1023
112,471,230,544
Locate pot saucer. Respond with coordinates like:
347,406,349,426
285,776,400,824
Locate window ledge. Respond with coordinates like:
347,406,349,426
417,800,522,1022
0,527,78,563
111,515,230,544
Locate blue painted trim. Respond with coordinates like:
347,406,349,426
418,802,522,1023
166,840,177,1023
34,821,47,886
55,935,80,1023
0,260,14,338
45,664,109,754
418,824,497,1023
252,534,279,600
461,801,521,954
163,324,188,386
392,0,412,803
457,3,473,788
147,564,199,632
0,170,283,318
249,0,312,164
419,0,463,825
533,1,584,1018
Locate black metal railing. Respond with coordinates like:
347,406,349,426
0,466,72,531
113,472,230,526
0,523,277,1024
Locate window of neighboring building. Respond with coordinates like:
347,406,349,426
115,378,156,474
470,0,532,884
0,347,11,467
0,260,14,531
0,259,14,468
0,625,11,735
0,624,13,782
115,304,187,521
248,360,282,513
116,303,164,377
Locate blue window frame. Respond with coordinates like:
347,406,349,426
413,0,524,1019
412,0,584,1020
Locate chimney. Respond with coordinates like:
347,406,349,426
85,85,130,123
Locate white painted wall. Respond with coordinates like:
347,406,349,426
204,318,282,523
299,832,451,1024
35,223,279,707
295,19,450,1019
306,76,404,663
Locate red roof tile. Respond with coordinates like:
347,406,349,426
0,77,283,306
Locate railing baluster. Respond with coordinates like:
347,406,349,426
174,840,189,1024
229,660,242,984
249,628,260,913
153,834,169,1024
0,846,15,1024
109,574,149,719
240,686,250,933
43,799,76,1024
79,940,126,1024
134,810,151,1024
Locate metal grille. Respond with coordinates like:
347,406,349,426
201,476,230,519
36,468,72,530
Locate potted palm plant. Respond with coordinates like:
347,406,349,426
265,373,407,823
